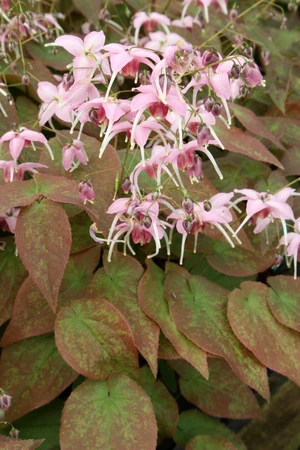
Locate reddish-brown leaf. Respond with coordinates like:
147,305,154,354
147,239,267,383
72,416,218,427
186,435,237,450
164,270,270,400
86,253,159,377
267,276,300,332
0,334,77,422
158,333,181,360
0,180,39,215
1,276,55,347
228,281,300,386
230,103,285,150
55,298,139,379
138,260,208,378
60,374,157,450
0,436,44,450
39,132,120,234
214,122,283,168
15,199,71,312
171,358,260,419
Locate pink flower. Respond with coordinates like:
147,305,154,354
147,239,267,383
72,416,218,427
233,188,295,244
62,140,88,171
242,62,264,87
133,12,170,44
0,390,12,412
37,81,73,125
0,208,20,234
46,31,106,80
0,127,53,160
279,218,300,279
0,160,48,182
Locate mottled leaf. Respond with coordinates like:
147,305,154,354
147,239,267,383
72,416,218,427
164,270,269,400
72,0,103,23
16,96,40,131
230,103,285,150
1,276,55,347
228,281,300,387
87,253,159,377
206,241,274,277
15,199,71,311
69,212,94,253
186,435,237,450
214,122,283,168
267,276,300,332
138,366,178,443
0,239,27,327
174,410,246,449
60,374,157,450
281,147,300,176
171,358,260,419
0,180,39,215
0,437,44,449
138,260,208,378
55,298,139,379
0,334,77,422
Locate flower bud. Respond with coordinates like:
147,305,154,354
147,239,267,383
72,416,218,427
143,215,152,229
139,70,151,85
242,46,253,59
203,200,212,212
261,50,270,66
62,73,75,91
182,197,194,215
78,180,95,205
229,8,238,22
288,2,297,12
0,391,12,412
9,428,19,439
89,105,106,126
231,64,241,79
203,96,215,113
158,74,172,96
99,8,110,21
273,254,283,267
202,50,220,69
19,13,27,24
239,85,250,97
22,73,30,85
182,218,193,234
211,102,222,117
8,41,15,52
122,178,131,194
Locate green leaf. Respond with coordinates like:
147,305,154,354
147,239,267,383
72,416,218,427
138,260,208,378
0,239,27,327
16,96,40,130
164,270,270,400
15,199,72,311
55,298,139,379
186,435,238,450
230,103,285,150
214,122,283,169
171,358,260,419
0,334,77,422
228,281,300,387
138,366,178,443
60,374,157,450
158,332,180,360
174,410,246,449
8,399,63,450
87,253,159,377
69,212,94,253
267,276,300,332
25,42,72,71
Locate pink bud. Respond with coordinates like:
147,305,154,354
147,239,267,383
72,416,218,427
203,96,215,113
196,124,211,145
231,64,241,79
62,73,75,91
211,102,222,117
78,180,95,205
182,197,194,214
143,215,152,229
9,428,19,439
122,178,131,194
0,391,12,412
22,74,30,85
229,8,238,22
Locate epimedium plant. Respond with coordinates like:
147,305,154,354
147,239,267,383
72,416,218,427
0,0,300,449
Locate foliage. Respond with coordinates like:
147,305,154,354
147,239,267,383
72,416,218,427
0,0,300,449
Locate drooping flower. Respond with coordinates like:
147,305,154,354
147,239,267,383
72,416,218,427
0,160,48,182
279,217,300,279
62,140,88,171
0,390,12,412
78,180,96,204
0,127,53,160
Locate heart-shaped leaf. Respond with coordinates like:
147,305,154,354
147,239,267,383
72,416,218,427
60,374,157,450
55,298,139,379
15,199,72,311
267,276,300,332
